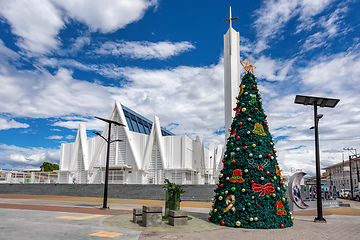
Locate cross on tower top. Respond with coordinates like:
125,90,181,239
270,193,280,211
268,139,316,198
223,6,238,29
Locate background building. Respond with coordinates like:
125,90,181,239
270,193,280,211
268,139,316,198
323,156,360,190
58,101,223,184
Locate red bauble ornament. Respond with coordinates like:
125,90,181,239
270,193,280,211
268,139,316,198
222,159,225,163
254,107,258,111
266,171,270,175
264,121,267,124
239,122,243,126
267,153,271,157
208,217,211,220
220,184,224,187
232,160,236,164
252,85,256,88
233,108,236,111
237,136,240,140
274,150,277,153
256,204,260,207
251,180,254,184
258,166,264,171
280,224,284,228
279,181,283,185
221,221,225,226
265,114,267,118
244,146,248,150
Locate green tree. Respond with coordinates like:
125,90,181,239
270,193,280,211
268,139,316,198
40,162,59,172
209,62,293,229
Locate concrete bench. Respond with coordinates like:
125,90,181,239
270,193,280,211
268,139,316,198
169,210,188,226
142,205,162,227
133,208,142,223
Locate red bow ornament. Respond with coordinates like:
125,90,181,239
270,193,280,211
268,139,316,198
252,183,275,196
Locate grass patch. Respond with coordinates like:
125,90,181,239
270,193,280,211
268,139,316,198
162,216,192,221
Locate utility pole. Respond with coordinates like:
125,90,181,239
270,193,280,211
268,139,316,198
343,148,357,199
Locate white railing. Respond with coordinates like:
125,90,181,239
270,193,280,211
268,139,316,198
0,169,216,185
0,171,58,184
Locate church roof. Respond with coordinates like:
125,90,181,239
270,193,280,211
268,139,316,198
121,104,174,136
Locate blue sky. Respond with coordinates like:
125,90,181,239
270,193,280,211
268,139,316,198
1,0,360,175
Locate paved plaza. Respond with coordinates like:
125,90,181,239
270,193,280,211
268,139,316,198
1,194,360,240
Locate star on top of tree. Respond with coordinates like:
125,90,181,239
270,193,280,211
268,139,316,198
240,58,256,74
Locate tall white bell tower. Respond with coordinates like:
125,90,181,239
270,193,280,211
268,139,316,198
223,7,240,141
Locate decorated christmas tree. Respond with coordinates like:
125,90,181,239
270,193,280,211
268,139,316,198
209,58,293,229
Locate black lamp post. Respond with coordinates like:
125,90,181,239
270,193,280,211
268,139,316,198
94,116,125,209
294,95,340,223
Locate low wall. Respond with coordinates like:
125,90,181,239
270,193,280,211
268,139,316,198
0,184,216,202
289,199,341,212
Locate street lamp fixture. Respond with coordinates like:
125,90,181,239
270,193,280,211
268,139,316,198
94,116,125,209
294,95,340,223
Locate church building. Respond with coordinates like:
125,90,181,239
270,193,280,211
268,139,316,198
58,8,240,185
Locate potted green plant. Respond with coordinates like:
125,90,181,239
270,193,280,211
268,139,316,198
163,178,185,218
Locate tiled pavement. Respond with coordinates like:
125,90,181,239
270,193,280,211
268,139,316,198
1,194,360,240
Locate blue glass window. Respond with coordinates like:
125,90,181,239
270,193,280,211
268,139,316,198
121,104,173,136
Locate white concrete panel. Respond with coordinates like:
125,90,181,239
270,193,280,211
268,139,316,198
224,27,240,141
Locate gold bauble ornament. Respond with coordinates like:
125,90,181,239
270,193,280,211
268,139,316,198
242,108,247,112
254,217,258,221
216,182,219,185
282,198,286,202
259,99,262,102
241,188,246,192
214,209,217,212
219,196,223,200
236,221,241,226
251,196,255,200
252,144,256,147
273,176,277,180
291,217,294,221
272,193,276,197
249,217,254,222
219,174,223,178
211,198,215,203
244,169,249,173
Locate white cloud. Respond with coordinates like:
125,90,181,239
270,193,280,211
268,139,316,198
46,135,63,140
0,144,59,168
94,41,195,60
65,135,75,140
300,5,349,52
67,36,91,55
0,63,113,118
253,0,334,53
0,118,29,130
53,0,158,33
0,0,64,55
53,118,106,131
253,55,295,81
0,0,157,55
300,53,360,92
0,40,20,61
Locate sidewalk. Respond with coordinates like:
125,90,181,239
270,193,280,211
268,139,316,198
1,194,360,240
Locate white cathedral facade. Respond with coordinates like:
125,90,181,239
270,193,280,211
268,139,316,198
58,101,223,184
58,8,241,185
